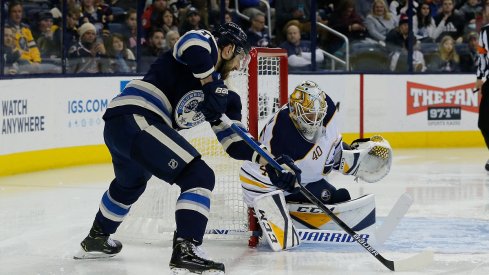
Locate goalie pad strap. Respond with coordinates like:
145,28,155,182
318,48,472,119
253,190,301,251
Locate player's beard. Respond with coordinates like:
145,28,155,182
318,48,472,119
216,58,235,80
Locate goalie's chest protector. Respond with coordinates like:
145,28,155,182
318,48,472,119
260,107,341,184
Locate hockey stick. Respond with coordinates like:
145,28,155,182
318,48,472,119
220,114,433,272
374,193,413,245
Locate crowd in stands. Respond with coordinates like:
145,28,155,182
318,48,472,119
1,0,487,75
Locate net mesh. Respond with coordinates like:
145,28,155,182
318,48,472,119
115,49,285,242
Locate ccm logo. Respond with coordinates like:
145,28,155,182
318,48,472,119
296,206,325,213
258,209,278,243
215,87,228,95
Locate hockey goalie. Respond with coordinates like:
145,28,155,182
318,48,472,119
240,80,393,251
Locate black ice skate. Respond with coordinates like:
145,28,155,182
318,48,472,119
170,238,225,274
74,221,122,259
485,159,489,172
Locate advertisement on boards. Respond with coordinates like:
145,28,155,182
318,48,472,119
363,75,480,132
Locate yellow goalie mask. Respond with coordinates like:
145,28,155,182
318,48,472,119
289,81,328,141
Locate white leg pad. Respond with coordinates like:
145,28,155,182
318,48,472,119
253,190,301,251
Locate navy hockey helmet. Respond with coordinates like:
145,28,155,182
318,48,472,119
215,22,250,56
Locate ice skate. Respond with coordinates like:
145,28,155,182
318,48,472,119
169,238,225,274
485,159,489,173
74,221,122,259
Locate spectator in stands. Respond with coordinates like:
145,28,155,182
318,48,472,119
275,0,312,43
106,33,136,73
413,1,443,43
208,0,234,27
80,0,113,33
157,8,179,34
389,0,418,19
192,0,211,27
224,10,234,23
121,8,138,53
364,0,397,43
429,35,460,72
109,0,135,11
386,14,410,50
354,0,379,19
3,26,25,74
64,7,81,50
35,11,62,60
6,0,42,70
239,0,264,19
67,22,112,73
165,30,180,51
179,6,207,34
142,0,169,35
279,21,324,72
328,0,367,53
459,0,482,22
434,0,465,43
386,14,427,72
139,28,166,72
477,0,489,30
460,31,479,72
246,12,271,47
173,0,193,28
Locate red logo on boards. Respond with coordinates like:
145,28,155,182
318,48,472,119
406,81,481,115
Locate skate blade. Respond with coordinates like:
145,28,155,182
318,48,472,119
73,248,117,260
170,267,225,275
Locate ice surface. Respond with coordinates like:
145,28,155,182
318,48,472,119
0,148,488,274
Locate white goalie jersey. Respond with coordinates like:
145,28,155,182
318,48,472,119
240,98,342,207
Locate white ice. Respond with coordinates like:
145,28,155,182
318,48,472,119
0,148,488,275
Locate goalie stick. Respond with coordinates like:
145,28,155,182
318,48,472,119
220,114,433,272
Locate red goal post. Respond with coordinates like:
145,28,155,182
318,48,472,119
246,47,289,138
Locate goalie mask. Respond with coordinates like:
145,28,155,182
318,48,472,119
289,81,328,142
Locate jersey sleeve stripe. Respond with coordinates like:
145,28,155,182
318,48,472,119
193,67,215,79
127,80,173,113
108,97,173,126
174,32,212,61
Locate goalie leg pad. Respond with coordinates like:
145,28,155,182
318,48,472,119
253,190,301,251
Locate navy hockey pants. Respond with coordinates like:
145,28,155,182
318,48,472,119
94,114,215,244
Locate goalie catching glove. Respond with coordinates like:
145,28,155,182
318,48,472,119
265,155,301,193
339,135,392,183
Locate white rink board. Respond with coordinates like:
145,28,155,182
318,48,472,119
0,74,481,156
0,77,127,154
363,74,480,132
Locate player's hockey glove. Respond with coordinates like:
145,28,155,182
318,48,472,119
265,155,301,193
198,80,228,122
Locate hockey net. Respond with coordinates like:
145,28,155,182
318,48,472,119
115,48,288,242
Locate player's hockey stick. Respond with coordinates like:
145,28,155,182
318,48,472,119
220,115,433,272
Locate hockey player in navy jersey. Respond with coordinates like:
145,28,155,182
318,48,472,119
74,22,300,274
240,81,393,251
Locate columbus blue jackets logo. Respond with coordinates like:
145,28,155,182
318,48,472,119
175,90,206,129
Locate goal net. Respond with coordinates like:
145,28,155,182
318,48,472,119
115,48,288,242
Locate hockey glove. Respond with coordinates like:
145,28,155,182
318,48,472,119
197,80,228,122
265,155,301,193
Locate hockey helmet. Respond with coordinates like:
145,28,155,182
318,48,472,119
289,81,328,141
215,22,250,56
